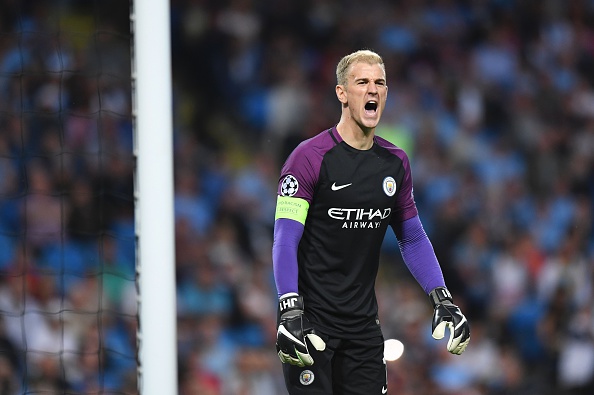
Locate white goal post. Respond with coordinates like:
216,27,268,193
131,0,177,394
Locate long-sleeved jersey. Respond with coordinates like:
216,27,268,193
274,126,420,338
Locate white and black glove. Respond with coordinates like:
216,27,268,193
276,293,326,367
429,287,470,355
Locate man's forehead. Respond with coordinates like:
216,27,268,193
348,62,385,79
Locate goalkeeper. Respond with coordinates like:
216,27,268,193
272,49,470,395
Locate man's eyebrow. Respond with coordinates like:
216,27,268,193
354,77,386,83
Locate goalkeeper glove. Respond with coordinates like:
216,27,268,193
276,293,326,367
429,287,470,355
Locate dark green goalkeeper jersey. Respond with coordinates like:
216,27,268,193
276,126,418,338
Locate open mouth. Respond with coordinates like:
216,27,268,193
364,100,378,114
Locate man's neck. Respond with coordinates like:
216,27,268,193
336,120,374,150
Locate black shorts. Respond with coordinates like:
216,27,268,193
282,333,387,395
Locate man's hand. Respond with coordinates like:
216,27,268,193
276,293,326,367
429,287,470,355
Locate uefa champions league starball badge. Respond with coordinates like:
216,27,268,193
281,175,299,196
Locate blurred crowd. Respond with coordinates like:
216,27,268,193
0,0,593,394
0,1,137,393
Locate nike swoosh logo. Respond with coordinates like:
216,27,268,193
382,385,388,394
277,325,306,348
331,182,352,191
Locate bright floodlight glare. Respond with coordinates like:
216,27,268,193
384,339,404,361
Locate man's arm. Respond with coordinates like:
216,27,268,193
392,215,470,354
273,195,310,296
392,215,445,293
272,196,325,366
272,217,302,296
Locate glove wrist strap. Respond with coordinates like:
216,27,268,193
429,287,453,308
279,294,304,316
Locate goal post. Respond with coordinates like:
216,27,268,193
131,0,177,394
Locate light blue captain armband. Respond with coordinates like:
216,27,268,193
275,196,309,225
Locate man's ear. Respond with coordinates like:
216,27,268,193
336,84,347,104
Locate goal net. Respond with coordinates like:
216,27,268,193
0,1,137,393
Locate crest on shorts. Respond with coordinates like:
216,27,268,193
383,176,396,197
281,175,299,196
300,369,314,385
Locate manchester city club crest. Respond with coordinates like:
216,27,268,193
299,369,315,385
383,176,396,196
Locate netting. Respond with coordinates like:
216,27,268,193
0,1,137,393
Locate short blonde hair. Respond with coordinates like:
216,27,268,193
336,49,385,86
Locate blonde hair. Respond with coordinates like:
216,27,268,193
336,49,385,86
